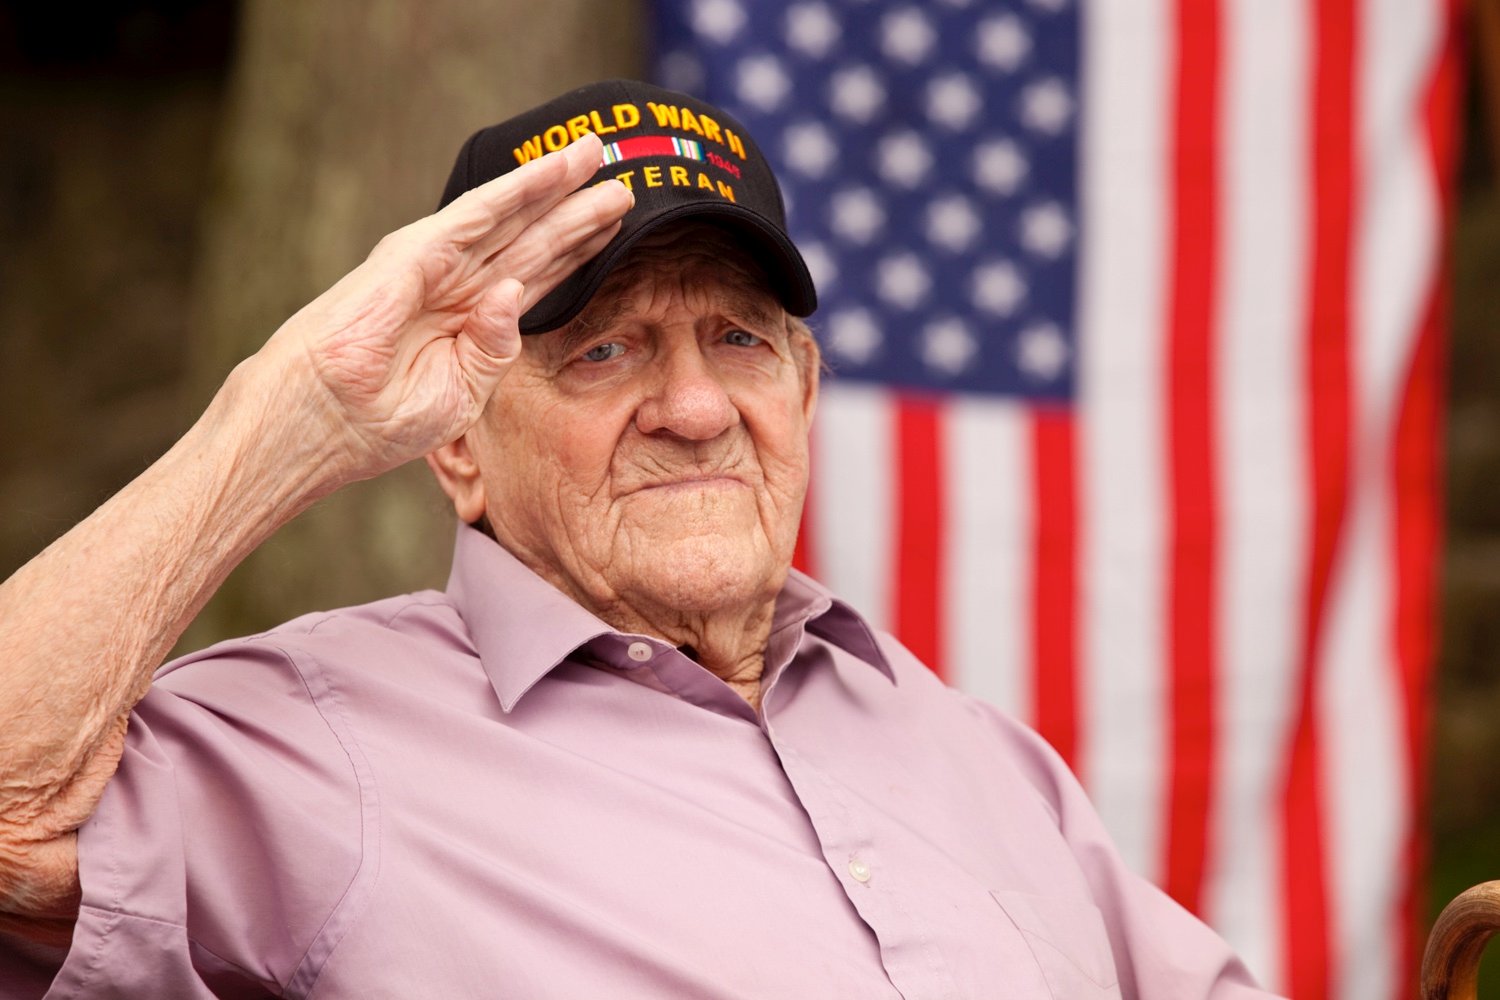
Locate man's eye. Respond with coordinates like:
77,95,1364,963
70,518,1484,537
581,343,625,362
724,329,763,347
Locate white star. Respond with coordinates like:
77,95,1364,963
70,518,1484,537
880,8,936,65
926,195,982,252
1020,201,1073,258
1021,78,1074,134
926,73,983,131
827,308,883,366
975,14,1031,71
786,2,841,58
829,65,886,122
970,259,1027,315
1017,322,1070,381
972,138,1028,195
830,187,886,244
736,54,792,111
784,121,838,178
692,0,746,44
797,239,838,291
657,50,705,93
922,317,979,375
876,130,933,187
877,253,932,308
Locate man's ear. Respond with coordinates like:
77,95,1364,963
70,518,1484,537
425,435,488,524
789,319,821,423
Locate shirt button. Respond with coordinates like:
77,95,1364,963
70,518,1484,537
848,858,872,883
626,641,654,663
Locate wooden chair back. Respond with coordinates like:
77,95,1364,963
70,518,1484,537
1424,882,1500,1000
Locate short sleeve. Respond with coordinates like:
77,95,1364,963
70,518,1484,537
30,639,371,999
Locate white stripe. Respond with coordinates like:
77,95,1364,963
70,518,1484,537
945,398,1031,721
1076,0,1170,880
809,383,896,631
1204,0,1311,988
1325,2,1443,998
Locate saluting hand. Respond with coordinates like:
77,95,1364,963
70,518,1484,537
253,132,629,487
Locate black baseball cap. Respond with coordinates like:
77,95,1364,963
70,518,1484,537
439,79,818,334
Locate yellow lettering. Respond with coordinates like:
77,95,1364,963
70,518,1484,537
678,107,704,136
614,103,641,129
588,109,618,135
646,101,681,128
669,165,689,186
697,172,715,190
716,180,735,202
513,135,545,165
699,114,724,145
566,115,592,142
543,125,570,152
726,129,747,159
643,165,664,188
613,170,636,191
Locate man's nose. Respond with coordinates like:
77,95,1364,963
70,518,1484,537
634,342,739,441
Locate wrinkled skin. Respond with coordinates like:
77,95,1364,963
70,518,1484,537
428,224,820,705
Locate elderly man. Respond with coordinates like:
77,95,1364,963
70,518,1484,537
0,81,1277,998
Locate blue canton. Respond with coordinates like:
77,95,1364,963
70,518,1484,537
651,0,1080,399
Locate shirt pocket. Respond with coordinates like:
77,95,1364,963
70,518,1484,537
990,889,1123,999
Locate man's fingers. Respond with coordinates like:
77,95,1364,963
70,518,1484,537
478,179,632,293
436,133,607,259
454,277,525,394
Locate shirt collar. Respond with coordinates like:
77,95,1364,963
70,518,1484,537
444,524,896,712
772,568,896,684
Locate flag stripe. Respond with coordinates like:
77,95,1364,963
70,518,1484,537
1031,409,1079,769
1205,0,1311,984
1164,0,1222,915
1327,3,1447,995
1389,12,1458,991
894,397,946,678
810,385,895,632
1077,0,1171,880
946,400,1031,720
1283,0,1359,992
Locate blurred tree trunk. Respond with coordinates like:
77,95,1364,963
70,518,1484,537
180,0,642,651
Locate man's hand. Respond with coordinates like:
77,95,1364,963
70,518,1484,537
0,132,628,941
257,132,629,486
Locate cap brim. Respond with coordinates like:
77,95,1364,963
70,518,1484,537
518,202,818,334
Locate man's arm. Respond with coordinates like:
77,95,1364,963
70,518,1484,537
0,134,630,944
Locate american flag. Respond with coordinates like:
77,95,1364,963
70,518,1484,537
652,0,1459,997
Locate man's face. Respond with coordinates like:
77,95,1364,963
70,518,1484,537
463,224,819,619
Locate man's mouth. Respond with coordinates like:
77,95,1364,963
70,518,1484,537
629,474,748,494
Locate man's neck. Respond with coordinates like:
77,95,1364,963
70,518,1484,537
590,596,776,710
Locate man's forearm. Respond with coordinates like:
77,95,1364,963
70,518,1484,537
0,355,338,900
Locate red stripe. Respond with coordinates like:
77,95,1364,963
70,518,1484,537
1162,0,1221,917
893,396,945,679
609,135,683,160
1283,1,1359,995
1031,409,1079,770
1391,9,1459,996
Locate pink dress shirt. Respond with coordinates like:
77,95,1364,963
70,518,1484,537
7,526,1281,999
